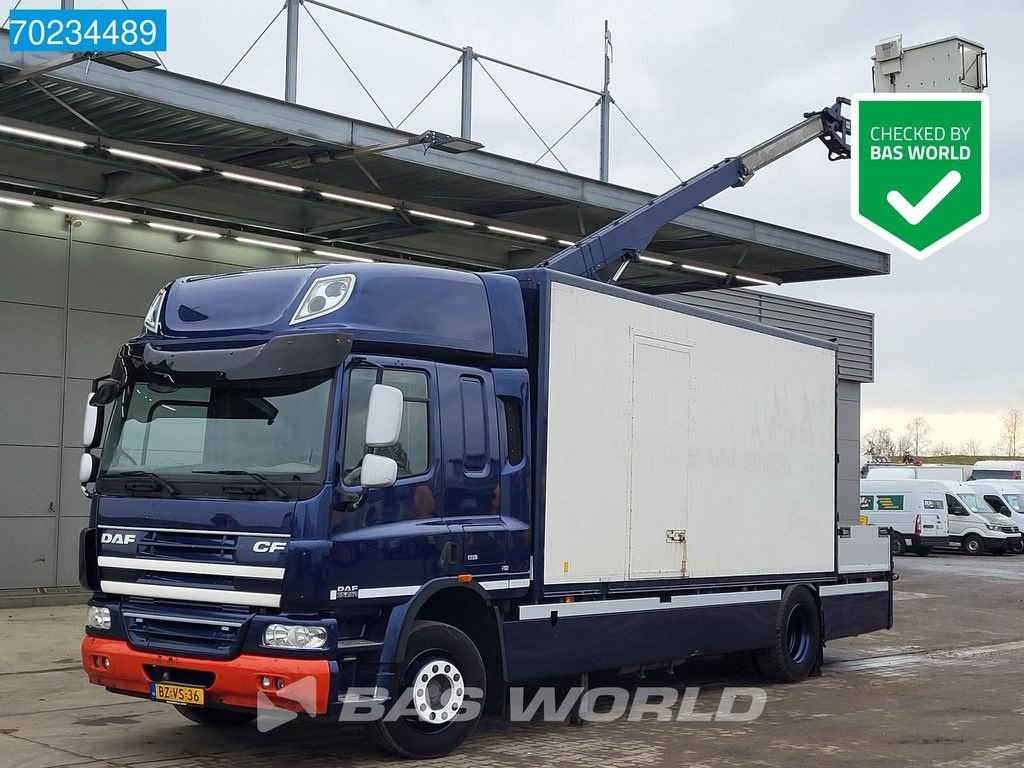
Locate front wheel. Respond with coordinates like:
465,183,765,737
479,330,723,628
368,621,486,759
962,534,985,556
1011,538,1024,554
754,586,822,683
174,706,255,728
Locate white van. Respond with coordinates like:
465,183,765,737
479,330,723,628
860,479,950,556
965,481,1024,553
970,460,1024,481
938,482,1020,555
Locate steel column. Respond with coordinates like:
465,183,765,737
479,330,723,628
285,0,300,103
460,46,474,139
60,0,75,8
599,20,612,182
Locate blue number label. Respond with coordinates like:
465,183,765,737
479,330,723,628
9,10,166,52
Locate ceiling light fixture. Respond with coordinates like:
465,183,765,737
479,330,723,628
734,274,778,286
408,210,475,227
147,222,221,239
681,263,728,277
0,123,87,149
219,171,304,193
108,148,204,173
487,225,547,242
556,239,576,247
320,191,395,211
0,195,33,207
313,249,374,263
638,254,673,266
235,237,303,252
51,206,133,224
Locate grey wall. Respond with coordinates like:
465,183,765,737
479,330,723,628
0,205,309,589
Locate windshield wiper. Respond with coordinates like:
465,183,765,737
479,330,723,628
104,470,180,496
192,470,289,500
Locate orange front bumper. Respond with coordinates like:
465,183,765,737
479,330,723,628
82,636,332,714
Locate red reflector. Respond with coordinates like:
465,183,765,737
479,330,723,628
915,514,922,536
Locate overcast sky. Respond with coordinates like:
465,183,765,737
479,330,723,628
4,0,1019,451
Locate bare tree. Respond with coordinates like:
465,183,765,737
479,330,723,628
862,426,896,457
999,409,1024,457
896,431,914,458
905,416,931,457
930,440,952,457
961,437,983,456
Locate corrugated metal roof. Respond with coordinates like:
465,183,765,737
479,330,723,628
0,34,889,292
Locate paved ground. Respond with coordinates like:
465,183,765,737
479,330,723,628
2,553,1023,767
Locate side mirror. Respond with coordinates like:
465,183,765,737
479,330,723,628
365,384,403,447
359,453,398,489
83,394,104,449
90,378,123,406
79,452,99,485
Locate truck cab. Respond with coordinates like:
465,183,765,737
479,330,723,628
965,481,1024,553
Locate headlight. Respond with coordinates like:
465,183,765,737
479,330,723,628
290,275,355,325
262,624,327,649
86,606,111,630
985,524,999,531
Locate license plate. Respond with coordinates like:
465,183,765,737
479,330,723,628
150,682,204,706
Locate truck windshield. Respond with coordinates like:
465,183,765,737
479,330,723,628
98,370,334,491
1002,494,1024,513
957,493,981,512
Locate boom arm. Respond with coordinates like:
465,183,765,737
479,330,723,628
542,98,851,280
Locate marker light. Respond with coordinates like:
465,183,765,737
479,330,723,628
262,624,328,649
86,606,111,630
486,225,547,241
219,171,304,193
0,123,87,148
291,275,356,325
408,210,475,227
108,147,204,173
320,191,395,211
638,254,672,266
52,206,133,224
147,222,221,239
681,263,728,277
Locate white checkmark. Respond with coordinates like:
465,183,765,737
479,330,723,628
886,170,962,225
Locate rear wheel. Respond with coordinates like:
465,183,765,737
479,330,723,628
174,706,255,728
368,621,486,759
890,532,907,556
754,586,821,683
911,546,932,557
962,534,985,556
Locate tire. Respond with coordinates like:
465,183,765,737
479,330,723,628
962,534,985,556
368,620,486,759
911,546,932,556
1011,538,1024,554
174,705,255,728
753,586,822,683
890,532,907,556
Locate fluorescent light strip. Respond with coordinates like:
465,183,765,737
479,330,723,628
313,249,373,263
734,274,777,286
681,263,728,277
147,222,221,239
408,210,475,227
0,195,33,207
52,206,133,224
108,147,204,173
557,239,576,247
220,171,304,193
236,237,302,253
0,123,87,149
638,254,673,266
487,225,547,242
320,191,394,211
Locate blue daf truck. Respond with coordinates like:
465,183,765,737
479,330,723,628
79,101,893,757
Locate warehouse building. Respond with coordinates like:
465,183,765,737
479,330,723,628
0,34,887,592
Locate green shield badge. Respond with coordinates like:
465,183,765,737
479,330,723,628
852,94,989,259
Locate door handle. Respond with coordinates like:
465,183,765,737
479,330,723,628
440,541,460,566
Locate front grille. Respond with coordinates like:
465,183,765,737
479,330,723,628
1001,526,1017,534
137,530,239,563
123,603,250,659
